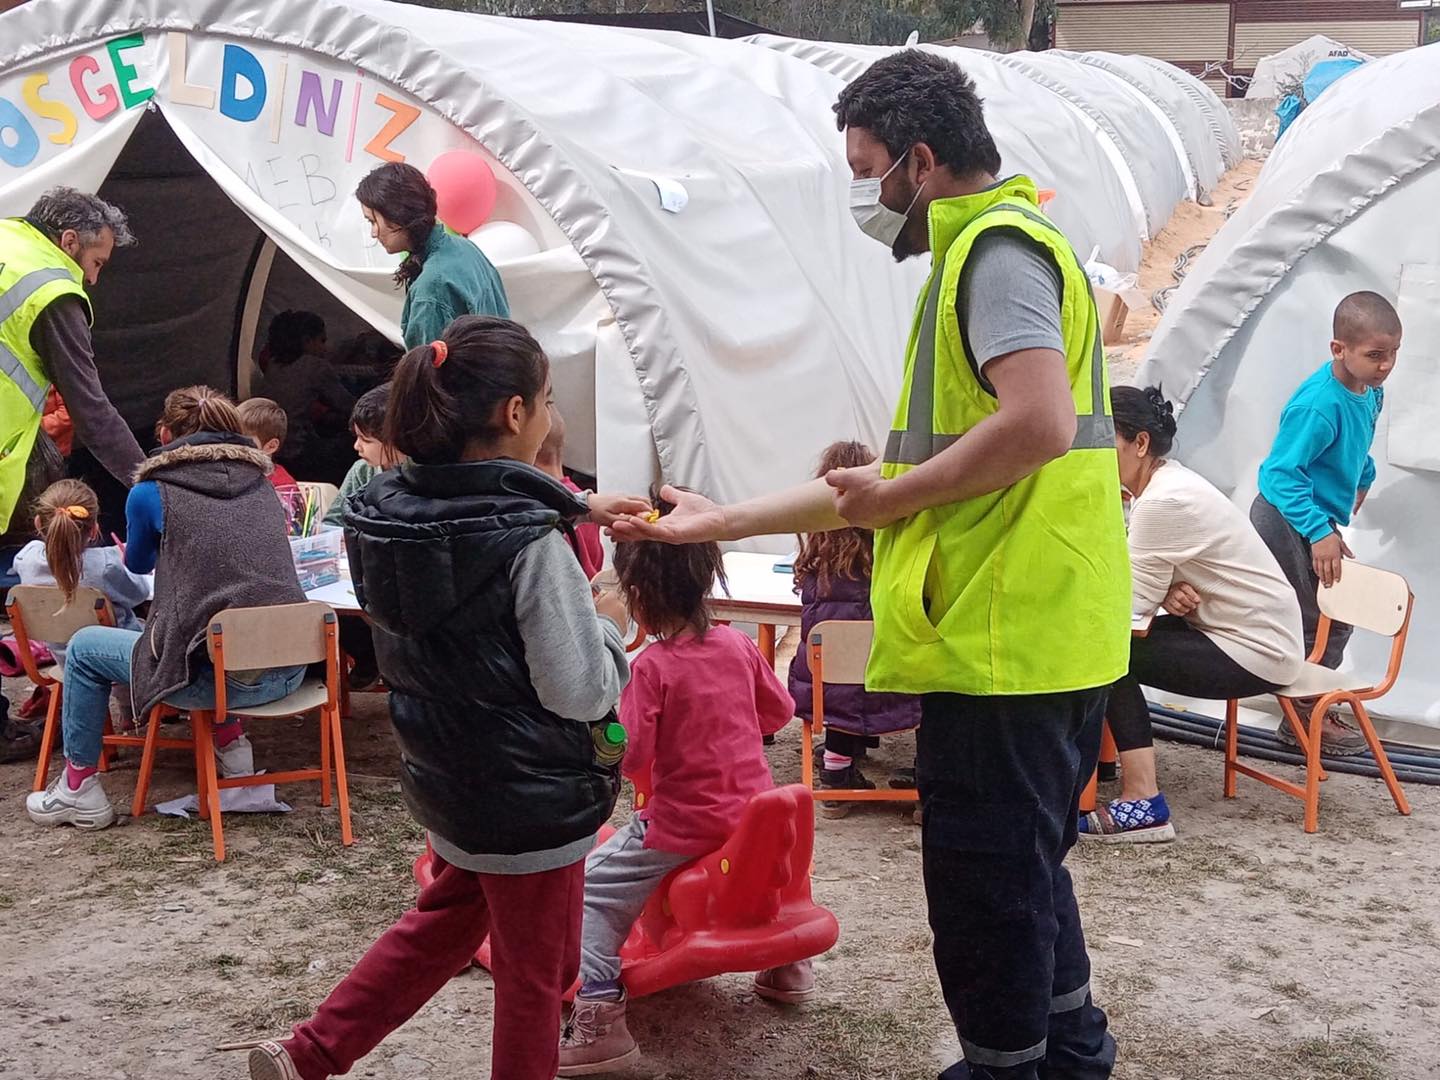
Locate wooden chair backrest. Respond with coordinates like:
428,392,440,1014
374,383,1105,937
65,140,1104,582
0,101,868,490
1317,563,1411,638
6,585,113,645
809,620,874,686
207,602,332,670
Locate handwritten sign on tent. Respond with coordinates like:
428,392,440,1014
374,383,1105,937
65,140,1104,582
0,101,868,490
0,31,491,266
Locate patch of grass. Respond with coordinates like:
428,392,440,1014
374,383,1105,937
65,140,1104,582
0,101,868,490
1269,979,1310,1001
0,891,12,909
266,956,308,979
203,952,245,980
1360,896,1401,915
1288,1032,1391,1080
1258,942,1282,959
800,983,946,1080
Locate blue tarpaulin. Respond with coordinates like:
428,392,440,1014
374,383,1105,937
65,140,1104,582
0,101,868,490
1304,58,1364,103
1276,57,1364,138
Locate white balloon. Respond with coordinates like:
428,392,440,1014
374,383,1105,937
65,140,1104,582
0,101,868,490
468,220,542,263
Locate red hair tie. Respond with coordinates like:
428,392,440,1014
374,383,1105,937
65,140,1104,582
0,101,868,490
430,340,448,367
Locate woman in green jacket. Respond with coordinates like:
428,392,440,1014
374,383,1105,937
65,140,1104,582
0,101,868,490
356,163,510,348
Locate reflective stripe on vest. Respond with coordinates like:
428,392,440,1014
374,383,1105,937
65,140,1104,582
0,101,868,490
0,266,71,413
883,203,1114,467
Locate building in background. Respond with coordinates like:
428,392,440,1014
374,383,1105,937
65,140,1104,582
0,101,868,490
1055,0,1423,95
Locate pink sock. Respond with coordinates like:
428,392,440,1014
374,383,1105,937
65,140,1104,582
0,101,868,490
65,762,98,790
822,751,852,772
214,719,245,748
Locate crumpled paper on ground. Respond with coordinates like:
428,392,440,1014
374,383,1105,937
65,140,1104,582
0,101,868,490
154,776,292,818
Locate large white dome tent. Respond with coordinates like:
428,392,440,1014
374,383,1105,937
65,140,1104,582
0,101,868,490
989,49,1188,241
1139,42,1440,731
1056,49,1227,201
746,35,1238,274
0,0,924,527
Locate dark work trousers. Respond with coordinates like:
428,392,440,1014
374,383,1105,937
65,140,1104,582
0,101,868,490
1249,494,1351,669
1107,617,1284,753
920,689,1116,1080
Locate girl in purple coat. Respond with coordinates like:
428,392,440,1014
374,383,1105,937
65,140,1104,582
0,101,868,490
788,441,921,818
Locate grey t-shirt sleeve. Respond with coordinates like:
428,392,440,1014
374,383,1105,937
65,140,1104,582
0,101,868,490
957,231,1066,374
510,530,630,722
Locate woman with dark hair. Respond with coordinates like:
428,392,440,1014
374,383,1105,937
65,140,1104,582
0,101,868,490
1083,386,1304,843
355,162,510,348
255,310,354,479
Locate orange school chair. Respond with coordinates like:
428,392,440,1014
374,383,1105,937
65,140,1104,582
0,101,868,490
805,621,918,810
417,785,840,1000
7,585,154,791
1224,562,1414,834
131,602,352,861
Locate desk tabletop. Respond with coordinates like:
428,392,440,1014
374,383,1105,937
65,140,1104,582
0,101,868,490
711,551,801,614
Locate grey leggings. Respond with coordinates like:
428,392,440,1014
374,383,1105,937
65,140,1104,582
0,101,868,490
577,816,690,990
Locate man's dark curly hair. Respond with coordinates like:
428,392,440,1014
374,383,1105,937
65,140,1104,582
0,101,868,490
834,50,1001,179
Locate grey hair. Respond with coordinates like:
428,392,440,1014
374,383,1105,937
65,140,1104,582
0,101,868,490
26,187,135,249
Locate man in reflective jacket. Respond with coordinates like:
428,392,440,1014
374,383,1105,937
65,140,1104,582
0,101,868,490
0,187,144,762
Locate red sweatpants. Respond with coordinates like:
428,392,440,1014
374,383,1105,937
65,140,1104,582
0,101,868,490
284,854,584,1080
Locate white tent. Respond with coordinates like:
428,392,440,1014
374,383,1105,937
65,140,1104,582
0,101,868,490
748,36,1237,272
1140,43,1440,728
0,0,1232,532
1057,50,1230,200
1246,34,1374,100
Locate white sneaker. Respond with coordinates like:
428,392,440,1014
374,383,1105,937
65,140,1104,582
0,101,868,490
216,733,255,778
26,772,116,830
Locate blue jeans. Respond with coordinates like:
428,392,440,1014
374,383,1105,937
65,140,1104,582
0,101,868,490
61,626,306,768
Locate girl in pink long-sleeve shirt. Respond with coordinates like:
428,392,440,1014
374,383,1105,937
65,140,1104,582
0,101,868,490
557,507,810,1076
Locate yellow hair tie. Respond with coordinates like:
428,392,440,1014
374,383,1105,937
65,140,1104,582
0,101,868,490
62,505,90,520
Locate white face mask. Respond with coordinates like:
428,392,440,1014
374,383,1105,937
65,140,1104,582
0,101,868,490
850,150,925,248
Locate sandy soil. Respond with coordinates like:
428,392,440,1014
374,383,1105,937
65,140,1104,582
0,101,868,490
4,651,1437,1080
1108,160,1265,386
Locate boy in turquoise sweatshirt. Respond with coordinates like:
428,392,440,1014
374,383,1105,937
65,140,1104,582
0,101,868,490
1250,291,1400,754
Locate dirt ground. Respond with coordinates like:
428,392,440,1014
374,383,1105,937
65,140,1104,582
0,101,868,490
4,651,1437,1080
1107,159,1264,385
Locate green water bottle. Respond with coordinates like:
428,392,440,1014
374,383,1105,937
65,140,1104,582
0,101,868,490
592,720,627,766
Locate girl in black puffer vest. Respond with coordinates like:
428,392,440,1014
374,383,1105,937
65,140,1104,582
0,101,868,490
249,318,650,1080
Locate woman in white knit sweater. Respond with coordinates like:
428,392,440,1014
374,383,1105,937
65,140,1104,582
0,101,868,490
1082,386,1304,843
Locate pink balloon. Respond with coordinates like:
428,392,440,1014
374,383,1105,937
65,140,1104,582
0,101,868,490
427,150,498,235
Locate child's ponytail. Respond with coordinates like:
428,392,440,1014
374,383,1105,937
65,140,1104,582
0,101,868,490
156,385,244,441
385,316,549,466
33,479,100,605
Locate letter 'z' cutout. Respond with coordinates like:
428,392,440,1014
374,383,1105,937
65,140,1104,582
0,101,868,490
364,93,420,163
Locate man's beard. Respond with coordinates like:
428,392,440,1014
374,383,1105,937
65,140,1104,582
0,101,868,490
888,177,925,262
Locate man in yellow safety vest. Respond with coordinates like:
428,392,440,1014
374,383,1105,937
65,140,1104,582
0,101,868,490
0,187,145,763
614,51,1129,1078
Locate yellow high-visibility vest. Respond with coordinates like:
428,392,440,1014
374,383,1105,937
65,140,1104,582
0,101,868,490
867,176,1130,696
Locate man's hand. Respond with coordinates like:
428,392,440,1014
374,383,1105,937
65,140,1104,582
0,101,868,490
1162,582,1201,618
586,492,652,528
609,485,729,544
826,462,902,529
1311,532,1353,588
1353,488,1369,516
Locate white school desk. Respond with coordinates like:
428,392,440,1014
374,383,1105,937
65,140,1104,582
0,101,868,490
710,551,803,665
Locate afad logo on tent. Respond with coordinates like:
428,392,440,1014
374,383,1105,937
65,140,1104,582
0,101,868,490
0,32,421,170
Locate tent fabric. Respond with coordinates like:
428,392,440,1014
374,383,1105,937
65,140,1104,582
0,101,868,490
1136,56,1243,171
990,50,1188,240
1247,33,1374,100
1138,43,1440,726
0,0,1235,530
745,35,1226,273
1058,49,1226,199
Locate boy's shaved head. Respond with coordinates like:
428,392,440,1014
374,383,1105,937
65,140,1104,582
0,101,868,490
1333,291,1402,344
